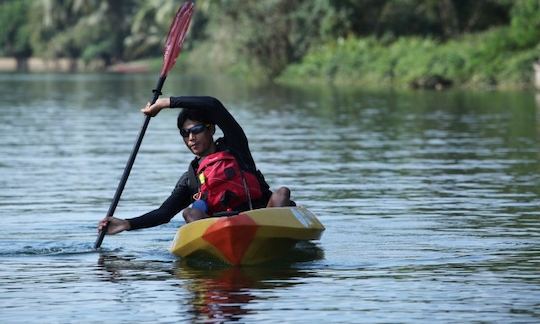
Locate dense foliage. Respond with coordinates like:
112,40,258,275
0,0,32,68
0,0,538,88
279,0,539,89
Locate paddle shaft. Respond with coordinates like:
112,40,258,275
94,75,166,249
94,0,194,249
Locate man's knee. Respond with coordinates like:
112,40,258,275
183,207,207,223
267,187,292,208
275,187,291,199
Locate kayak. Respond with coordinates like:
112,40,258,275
170,206,325,265
169,206,325,265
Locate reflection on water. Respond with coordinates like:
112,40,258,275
176,264,304,323
96,249,320,323
1,74,539,323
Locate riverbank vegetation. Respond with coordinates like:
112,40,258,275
1,0,539,89
279,1,540,89
280,30,539,89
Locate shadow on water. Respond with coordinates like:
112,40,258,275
96,241,324,322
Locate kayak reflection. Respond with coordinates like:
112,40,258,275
96,242,323,322
175,248,322,323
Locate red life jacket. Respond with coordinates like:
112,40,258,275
195,151,263,215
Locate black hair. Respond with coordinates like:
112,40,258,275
177,109,213,130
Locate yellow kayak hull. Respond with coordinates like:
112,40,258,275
169,206,325,265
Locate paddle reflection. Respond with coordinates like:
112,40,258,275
96,253,174,282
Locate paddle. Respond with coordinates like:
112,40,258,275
94,1,194,249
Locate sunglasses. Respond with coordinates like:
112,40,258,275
180,124,211,138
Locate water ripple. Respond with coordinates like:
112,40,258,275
1,75,539,323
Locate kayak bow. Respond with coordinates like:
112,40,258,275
170,206,325,265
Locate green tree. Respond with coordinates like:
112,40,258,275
510,0,540,48
205,0,347,79
0,0,33,70
196,0,516,78
124,0,185,60
349,0,511,39
29,0,138,66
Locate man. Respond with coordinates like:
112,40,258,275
98,96,293,235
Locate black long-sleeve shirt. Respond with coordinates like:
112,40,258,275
127,96,270,230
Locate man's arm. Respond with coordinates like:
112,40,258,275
142,96,247,146
170,96,256,169
170,96,247,141
126,173,192,230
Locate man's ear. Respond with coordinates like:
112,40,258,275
210,124,216,135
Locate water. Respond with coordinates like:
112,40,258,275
1,73,539,323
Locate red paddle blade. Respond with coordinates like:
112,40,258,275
160,1,194,77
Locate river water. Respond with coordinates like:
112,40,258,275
1,73,539,323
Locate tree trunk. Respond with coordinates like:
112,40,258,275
16,57,29,72
439,0,459,38
534,60,540,90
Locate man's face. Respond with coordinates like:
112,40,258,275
181,118,215,157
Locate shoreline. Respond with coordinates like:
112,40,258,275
0,57,150,73
2,56,538,91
